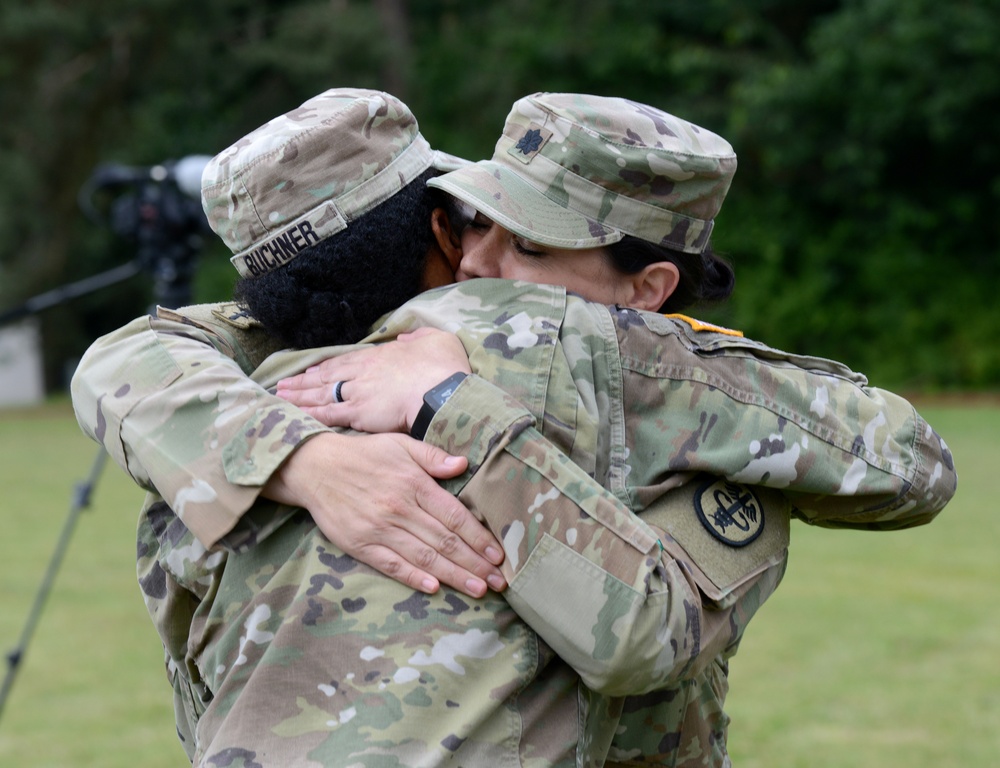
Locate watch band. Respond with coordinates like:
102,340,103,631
409,372,468,441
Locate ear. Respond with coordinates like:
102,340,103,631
624,262,680,312
430,207,463,272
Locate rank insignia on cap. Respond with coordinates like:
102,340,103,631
694,479,765,547
508,125,551,164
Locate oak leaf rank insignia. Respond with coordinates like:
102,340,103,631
515,128,544,155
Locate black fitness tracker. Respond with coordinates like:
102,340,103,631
409,372,468,440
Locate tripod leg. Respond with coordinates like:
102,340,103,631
0,447,108,723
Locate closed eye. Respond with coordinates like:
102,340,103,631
467,213,493,232
512,236,546,257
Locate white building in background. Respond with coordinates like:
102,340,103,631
0,318,45,407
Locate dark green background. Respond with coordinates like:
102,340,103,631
2,0,997,391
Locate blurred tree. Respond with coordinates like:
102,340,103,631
720,0,1000,387
0,0,390,387
0,0,996,390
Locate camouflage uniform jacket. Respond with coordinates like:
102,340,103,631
72,279,955,767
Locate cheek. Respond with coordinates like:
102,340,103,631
495,246,549,281
555,257,626,304
421,254,455,290
458,229,489,265
495,261,536,282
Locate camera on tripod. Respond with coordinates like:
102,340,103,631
79,155,212,310
0,155,214,721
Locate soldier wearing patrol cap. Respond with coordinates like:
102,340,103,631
425,91,739,312
72,89,955,767
431,91,735,252
274,92,956,764
202,86,469,350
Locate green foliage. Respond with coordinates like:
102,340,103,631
721,0,1000,387
1,0,997,389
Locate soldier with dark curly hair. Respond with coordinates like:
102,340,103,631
72,89,954,767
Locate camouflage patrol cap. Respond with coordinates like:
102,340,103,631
428,92,736,253
201,88,467,278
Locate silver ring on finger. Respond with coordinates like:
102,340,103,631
332,380,346,404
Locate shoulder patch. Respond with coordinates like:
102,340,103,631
640,478,790,602
694,478,764,547
664,313,743,337
211,304,262,330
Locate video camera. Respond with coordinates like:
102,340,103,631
1,156,214,327
0,154,216,717
78,155,213,309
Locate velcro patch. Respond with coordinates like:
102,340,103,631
211,304,261,330
641,477,790,602
507,124,552,164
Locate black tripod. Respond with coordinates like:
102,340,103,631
0,156,208,723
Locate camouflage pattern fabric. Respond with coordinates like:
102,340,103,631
140,501,590,766
200,88,465,279
73,280,955,767
428,92,736,253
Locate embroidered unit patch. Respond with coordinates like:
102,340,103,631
694,478,765,547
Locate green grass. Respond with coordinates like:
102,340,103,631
726,405,1000,768
0,399,178,768
0,400,997,767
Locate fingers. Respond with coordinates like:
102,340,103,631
296,433,505,598
403,437,507,576
356,544,443,595
277,366,335,392
274,371,339,407
412,482,507,574
277,355,362,396
365,525,503,598
314,498,503,598
402,445,499,560
404,439,469,478
276,385,341,409
349,525,501,599
425,493,506,571
276,349,418,434
406,438,469,480
360,440,505,592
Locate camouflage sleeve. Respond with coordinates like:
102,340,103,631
776,389,954,530
616,310,958,531
424,374,782,696
70,310,330,547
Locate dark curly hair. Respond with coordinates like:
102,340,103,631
233,169,444,348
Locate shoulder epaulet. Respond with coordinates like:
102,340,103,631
160,301,263,331
156,302,284,373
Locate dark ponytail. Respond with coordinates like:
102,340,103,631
606,236,735,313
